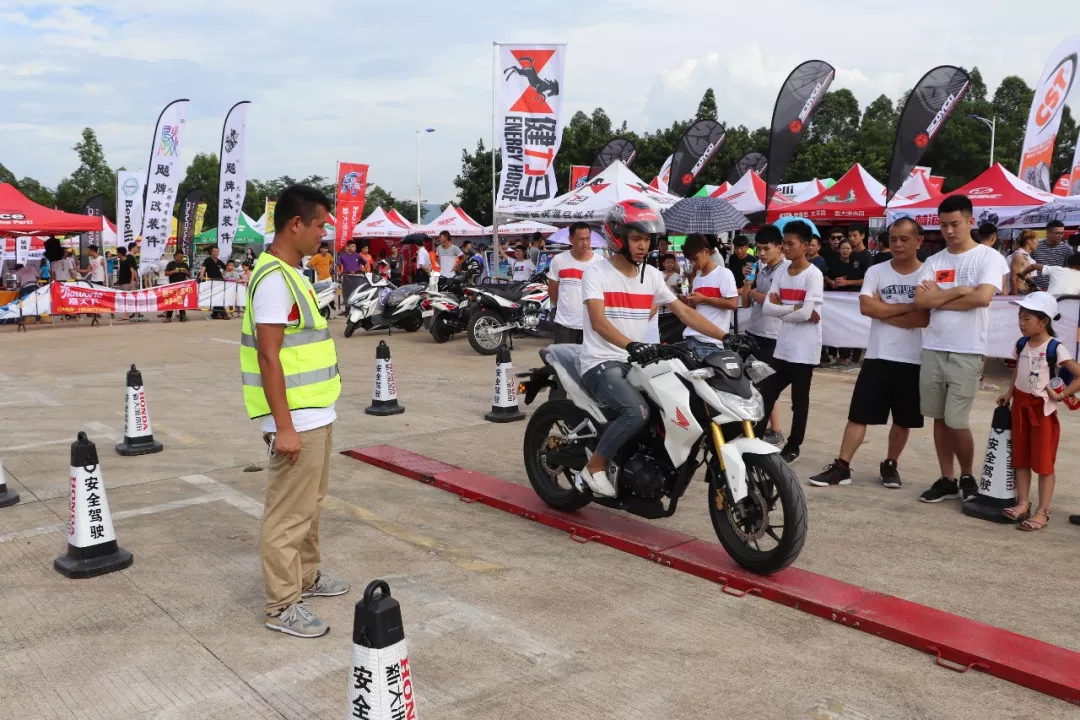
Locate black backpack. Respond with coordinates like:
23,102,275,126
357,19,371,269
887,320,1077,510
1016,337,1074,385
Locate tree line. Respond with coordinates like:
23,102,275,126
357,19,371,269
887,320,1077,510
453,67,1078,226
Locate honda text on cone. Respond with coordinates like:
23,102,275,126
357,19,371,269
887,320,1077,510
239,185,350,639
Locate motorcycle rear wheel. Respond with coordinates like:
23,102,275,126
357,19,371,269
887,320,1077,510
400,310,423,332
467,309,507,355
707,453,807,574
429,312,454,343
523,400,593,512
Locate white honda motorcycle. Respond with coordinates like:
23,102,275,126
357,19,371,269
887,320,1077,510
343,273,425,337
518,338,807,574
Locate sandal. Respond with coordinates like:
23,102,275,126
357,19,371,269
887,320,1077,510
1003,502,1031,523
1019,508,1051,532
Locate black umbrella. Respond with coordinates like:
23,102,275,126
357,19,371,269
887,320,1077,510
661,196,749,235
400,232,430,246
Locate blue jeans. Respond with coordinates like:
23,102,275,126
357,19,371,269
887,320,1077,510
582,361,650,460
683,336,724,361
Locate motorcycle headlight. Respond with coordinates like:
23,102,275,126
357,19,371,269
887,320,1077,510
712,387,764,422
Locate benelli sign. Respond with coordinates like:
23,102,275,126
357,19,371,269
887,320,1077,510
1034,54,1077,132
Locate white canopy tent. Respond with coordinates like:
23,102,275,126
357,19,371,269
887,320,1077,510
418,205,486,237
352,206,416,239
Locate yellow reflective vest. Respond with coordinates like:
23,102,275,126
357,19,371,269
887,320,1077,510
240,252,341,419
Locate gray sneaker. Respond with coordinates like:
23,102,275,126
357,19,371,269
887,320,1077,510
265,601,328,638
302,570,350,598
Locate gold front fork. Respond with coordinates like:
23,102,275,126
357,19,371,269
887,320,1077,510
709,422,726,470
742,420,756,439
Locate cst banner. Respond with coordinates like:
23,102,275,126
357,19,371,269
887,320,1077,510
335,162,369,251
1019,35,1080,191
496,43,567,209
50,280,198,315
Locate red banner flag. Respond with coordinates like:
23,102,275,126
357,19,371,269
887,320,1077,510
50,280,199,315
335,163,368,251
569,165,589,190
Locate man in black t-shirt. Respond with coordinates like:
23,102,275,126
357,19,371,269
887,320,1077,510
200,246,227,318
726,235,752,282
842,225,873,288
164,251,191,322
114,246,141,320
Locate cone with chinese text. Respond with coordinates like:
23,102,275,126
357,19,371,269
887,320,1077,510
116,364,163,456
0,457,19,508
365,341,405,416
963,405,1016,523
484,345,525,423
347,580,418,720
55,432,133,578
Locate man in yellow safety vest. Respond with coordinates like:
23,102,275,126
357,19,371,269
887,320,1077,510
240,184,347,638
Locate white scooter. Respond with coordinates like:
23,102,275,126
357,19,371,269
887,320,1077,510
343,273,425,337
312,279,339,320
518,338,807,574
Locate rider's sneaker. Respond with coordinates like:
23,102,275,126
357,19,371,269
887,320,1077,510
808,459,851,486
574,467,616,497
265,601,328,638
919,476,960,503
959,474,979,502
880,460,902,489
302,570,350,598
762,429,785,447
779,446,800,465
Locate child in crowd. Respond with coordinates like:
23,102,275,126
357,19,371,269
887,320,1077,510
223,261,241,319
240,261,252,284
997,292,1080,531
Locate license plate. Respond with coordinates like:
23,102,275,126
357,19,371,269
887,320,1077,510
422,309,434,318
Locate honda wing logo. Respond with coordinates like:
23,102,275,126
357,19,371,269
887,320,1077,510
672,407,691,429
504,50,559,114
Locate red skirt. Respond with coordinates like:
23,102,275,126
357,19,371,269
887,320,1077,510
1011,389,1060,476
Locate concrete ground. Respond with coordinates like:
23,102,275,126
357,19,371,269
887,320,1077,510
1,315,1078,720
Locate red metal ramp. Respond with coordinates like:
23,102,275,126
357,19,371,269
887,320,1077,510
343,445,1080,705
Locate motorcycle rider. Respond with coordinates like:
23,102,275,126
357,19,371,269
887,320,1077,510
547,221,603,344
576,200,729,497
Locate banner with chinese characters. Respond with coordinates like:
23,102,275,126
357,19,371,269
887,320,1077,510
140,99,188,271
216,101,251,261
50,280,198,315
263,198,277,246
496,43,567,209
335,162,368,251
116,171,144,252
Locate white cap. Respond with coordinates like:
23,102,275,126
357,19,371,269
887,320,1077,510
1010,291,1060,320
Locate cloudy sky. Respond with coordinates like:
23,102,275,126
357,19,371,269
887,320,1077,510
0,1,1076,204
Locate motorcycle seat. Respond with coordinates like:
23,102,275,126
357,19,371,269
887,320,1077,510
541,344,619,419
477,281,528,302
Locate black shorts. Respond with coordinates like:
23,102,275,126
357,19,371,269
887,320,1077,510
748,333,776,366
553,322,583,344
848,358,924,428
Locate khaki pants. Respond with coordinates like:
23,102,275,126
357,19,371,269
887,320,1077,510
261,423,333,615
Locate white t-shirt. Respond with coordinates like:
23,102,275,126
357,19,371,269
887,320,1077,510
547,251,603,329
919,243,1009,355
860,262,923,365
684,264,738,343
512,257,536,282
436,244,464,278
252,270,337,434
1044,266,1080,296
769,264,824,365
415,246,431,271
86,256,106,283
1014,337,1074,415
580,261,676,374
53,257,76,281
747,259,789,340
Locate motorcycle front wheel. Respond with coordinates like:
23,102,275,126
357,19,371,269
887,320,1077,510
707,453,807,574
523,400,593,512
467,309,507,355
343,320,358,338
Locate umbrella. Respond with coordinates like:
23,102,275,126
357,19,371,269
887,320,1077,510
547,226,607,249
661,196,748,235
400,232,430,246
773,216,822,238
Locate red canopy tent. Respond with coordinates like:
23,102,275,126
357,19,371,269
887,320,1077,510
0,183,104,235
885,163,1056,230
768,164,887,224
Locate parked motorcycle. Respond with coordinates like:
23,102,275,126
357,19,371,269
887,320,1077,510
312,279,339,320
426,257,484,343
517,338,806,574
464,271,551,355
343,273,425,337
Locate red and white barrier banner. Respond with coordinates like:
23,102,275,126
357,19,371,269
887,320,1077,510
50,280,198,315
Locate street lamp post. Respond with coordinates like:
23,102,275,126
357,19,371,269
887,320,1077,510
969,114,996,167
416,128,435,225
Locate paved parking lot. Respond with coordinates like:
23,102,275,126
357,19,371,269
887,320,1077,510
1,316,1078,719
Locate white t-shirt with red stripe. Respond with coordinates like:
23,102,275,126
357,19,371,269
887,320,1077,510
683,264,738,344
767,264,825,365
547,250,604,330
580,260,676,374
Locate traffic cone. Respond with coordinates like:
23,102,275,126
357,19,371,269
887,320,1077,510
963,405,1016,523
484,345,525,423
0,457,19,508
348,580,418,720
54,432,134,578
365,341,405,416
115,364,163,456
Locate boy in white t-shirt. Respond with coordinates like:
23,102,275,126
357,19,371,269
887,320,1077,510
914,194,1010,503
754,220,824,465
809,217,930,489
680,233,738,359
547,222,603,344
575,200,729,498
